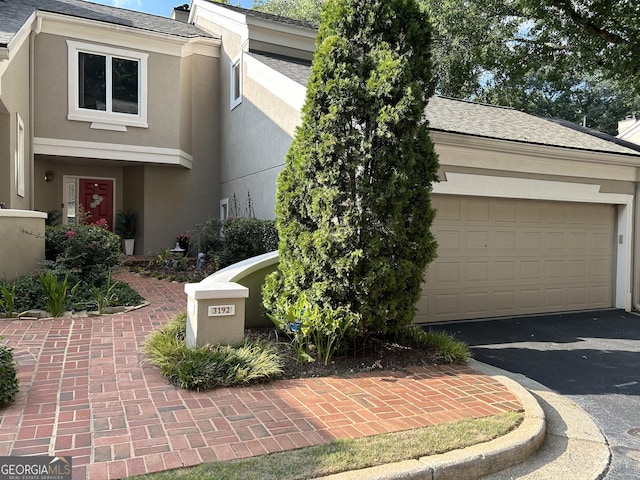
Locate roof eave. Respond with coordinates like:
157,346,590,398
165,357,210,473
430,129,640,166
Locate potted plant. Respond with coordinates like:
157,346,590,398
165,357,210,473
115,209,139,256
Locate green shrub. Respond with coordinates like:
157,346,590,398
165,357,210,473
190,218,224,258
11,274,46,312
189,217,278,269
45,223,123,284
0,338,19,406
268,293,357,365
263,0,439,337
144,313,283,390
219,218,278,268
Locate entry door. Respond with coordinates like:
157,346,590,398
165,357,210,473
79,178,114,231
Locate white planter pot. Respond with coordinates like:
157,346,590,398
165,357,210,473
123,238,135,256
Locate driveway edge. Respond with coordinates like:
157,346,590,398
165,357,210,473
316,359,546,480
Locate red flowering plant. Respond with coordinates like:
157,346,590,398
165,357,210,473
45,223,122,285
177,233,190,251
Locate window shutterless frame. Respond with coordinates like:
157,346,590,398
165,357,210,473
67,40,149,128
230,53,243,110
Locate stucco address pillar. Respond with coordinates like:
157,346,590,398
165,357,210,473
184,282,249,348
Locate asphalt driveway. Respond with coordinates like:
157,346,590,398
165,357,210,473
432,309,640,480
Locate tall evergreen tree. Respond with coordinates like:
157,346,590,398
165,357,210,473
263,0,440,336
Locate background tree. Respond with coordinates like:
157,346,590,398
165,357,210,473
263,0,440,336
253,0,640,135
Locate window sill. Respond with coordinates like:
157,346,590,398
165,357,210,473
68,113,148,130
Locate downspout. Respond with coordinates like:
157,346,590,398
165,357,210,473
633,184,640,312
28,17,41,210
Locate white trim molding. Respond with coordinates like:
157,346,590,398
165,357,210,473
245,53,306,112
16,113,25,197
433,172,633,205
230,52,243,110
34,137,193,169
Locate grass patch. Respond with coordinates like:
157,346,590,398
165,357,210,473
400,325,471,364
143,313,283,390
133,411,522,480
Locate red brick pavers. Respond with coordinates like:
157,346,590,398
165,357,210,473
0,271,522,479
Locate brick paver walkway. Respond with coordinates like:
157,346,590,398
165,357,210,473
0,271,521,479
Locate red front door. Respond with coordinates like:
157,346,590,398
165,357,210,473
79,179,114,231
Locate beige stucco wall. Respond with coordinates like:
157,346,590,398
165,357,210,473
207,25,301,220
0,210,46,280
33,157,125,223
137,53,221,254
29,27,220,255
0,37,32,210
33,33,182,149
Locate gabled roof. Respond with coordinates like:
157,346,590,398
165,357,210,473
1,0,213,48
252,50,640,157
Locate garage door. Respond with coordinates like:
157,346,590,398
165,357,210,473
417,195,615,323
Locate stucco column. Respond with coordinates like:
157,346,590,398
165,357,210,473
184,281,249,348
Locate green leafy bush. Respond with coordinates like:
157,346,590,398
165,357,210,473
0,338,19,406
11,274,46,312
188,217,277,269
268,293,357,365
144,313,283,390
45,223,122,284
190,218,224,259
219,218,278,268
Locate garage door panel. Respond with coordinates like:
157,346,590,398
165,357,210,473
420,196,615,322
468,200,490,221
544,289,564,308
495,262,516,281
518,203,542,223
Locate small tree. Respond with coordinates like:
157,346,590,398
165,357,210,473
263,0,439,337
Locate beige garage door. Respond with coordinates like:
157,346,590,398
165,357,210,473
417,195,615,323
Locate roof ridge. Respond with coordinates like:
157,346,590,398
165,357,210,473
204,1,318,30
434,95,516,111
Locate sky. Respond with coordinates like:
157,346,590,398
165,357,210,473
90,0,254,18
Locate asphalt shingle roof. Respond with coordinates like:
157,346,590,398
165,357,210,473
206,1,317,30
252,50,640,157
0,0,213,48
249,50,312,86
425,96,640,156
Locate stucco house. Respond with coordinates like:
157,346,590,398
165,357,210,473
1,0,221,256
3,0,640,324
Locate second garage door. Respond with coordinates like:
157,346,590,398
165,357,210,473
417,195,615,323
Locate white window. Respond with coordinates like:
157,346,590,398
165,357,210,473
67,40,148,129
16,114,24,198
230,54,243,110
220,198,229,221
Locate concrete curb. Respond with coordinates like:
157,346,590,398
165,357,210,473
316,360,546,480
476,362,611,480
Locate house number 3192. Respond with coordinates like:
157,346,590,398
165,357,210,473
208,305,235,317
